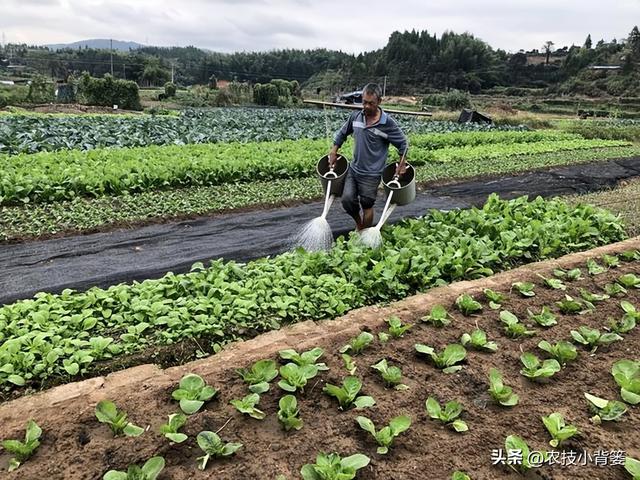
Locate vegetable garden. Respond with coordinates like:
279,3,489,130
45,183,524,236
1,107,639,479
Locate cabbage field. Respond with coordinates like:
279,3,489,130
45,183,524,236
0,107,639,479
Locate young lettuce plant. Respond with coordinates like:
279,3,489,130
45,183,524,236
342,353,357,375
484,288,506,309
625,456,640,480
511,281,535,297
230,393,266,420
237,359,279,394
584,393,628,424
541,413,578,447
618,273,640,289
554,267,582,281
460,328,497,352
602,254,620,268
605,282,627,296
172,373,218,414
425,397,468,432
339,331,374,355
371,359,408,390
277,395,303,431
557,295,592,314
500,310,535,338
322,376,375,410
196,431,242,470
537,274,566,291
571,326,622,352
300,453,370,480
520,352,561,380
103,457,165,480
385,316,412,338
356,415,411,454
537,340,578,366
278,363,318,393
95,400,144,437
455,294,482,316
452,472,471,480
527,306,557,327
415,343,467,373
504,435,535,474
610,301,640,334
621,249,640,261
587,258,607,275
421,305,452,327
611,359,640,405
279,347,329,371
579,288,609,304
488,368,519,407
159,413,188,443
1,419,42,472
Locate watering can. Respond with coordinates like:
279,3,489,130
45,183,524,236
316,154,349,196
382,162,416,206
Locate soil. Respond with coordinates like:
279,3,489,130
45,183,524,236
0,239,639,480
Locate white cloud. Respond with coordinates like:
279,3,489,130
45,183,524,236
1,0,638,52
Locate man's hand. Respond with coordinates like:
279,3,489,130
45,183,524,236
395,160,407,177
328,146,339,168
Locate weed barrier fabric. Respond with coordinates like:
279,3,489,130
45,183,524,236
1,156,639,305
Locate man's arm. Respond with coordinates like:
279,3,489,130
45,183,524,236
329,113,355,166
387,118,409,175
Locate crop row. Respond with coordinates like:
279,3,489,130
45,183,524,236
2,145,639,242
0,108,526,155
0,195,627,391
0,132,627,206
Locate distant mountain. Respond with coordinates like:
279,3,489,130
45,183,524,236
45,39,145,51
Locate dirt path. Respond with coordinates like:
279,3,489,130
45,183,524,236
1,238,638,480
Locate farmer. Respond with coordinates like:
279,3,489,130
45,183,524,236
328,83,408,231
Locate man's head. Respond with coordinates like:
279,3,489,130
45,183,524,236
362,83,382,117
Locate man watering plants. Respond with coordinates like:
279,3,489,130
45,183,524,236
328,83,408,231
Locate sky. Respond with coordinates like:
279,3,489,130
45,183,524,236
2,0,640,54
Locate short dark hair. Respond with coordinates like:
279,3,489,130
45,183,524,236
362,83,382,101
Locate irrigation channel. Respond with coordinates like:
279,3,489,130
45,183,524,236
1,156,640,305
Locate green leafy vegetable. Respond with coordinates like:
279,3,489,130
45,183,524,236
300,452,370,480
488,368,518,407
237,359,279,394
103,457,165,480
341,353,357,375
171,374,218,414
322,376,375,410
584,392,628,424
571,326,622,352
196,431,242,470
520,352,561,380
618,273,640,288
279,347,328,371
278,363,318,393
586,259,606,275
541,412,578,447
421,304,452,326
230,393,266,420
500,310,535,338
415,343,467,373
483,288,505,309
95,400,144,437
537,274,565,290
611,359,640,405
504,435,533,474
339,331,374,355
371,359,408,390
460,328,497,352
159,413,188,443
556,295,591,314
356,415,411,454
425,397,468,432
384,316,412,338
625,456,640,480
537,340,577,366
455,294,483,315
527,306,557,327
277,395,303,431
1,420,42,472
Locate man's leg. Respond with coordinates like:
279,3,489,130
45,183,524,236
341,170,363,229
359,175,381,229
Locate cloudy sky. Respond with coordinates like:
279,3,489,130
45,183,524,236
2,0,639,54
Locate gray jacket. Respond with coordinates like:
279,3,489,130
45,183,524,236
333,108,408,176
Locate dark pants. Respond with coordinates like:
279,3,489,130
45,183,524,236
341,168,381,218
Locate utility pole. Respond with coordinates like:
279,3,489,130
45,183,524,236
382,75,387,97
110,38,114,76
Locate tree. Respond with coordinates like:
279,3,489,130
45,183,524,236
583,34,592,49
543,41,555,65
629,26,640,59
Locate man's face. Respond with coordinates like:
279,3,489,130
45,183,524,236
362,92,380,117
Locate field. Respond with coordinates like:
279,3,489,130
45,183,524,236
0,106,639,480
